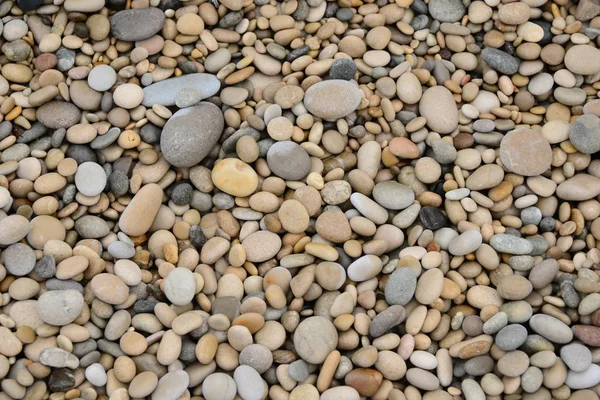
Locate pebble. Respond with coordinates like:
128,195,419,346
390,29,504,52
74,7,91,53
75,162,106,196
529,314,574,343
2,243,36,276
565,45,600,75
234,365,265,400
490,234,533,255
569,114,600,154
110,8,166,42
561,343,592,372
304,80,361,121
499,129,552,176
372,181,414,210
385,268,417,306
161,103,224,168
294,317,338,363
212,158,259,197
142,73,221,107
0,0,597,397
87,64,117,92
267,141,311,180
419,86,458,134
482,48,521,75
429,0,465,22
448,230,482,256
36,290,84,326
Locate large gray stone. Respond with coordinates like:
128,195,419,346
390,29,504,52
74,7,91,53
160,103,224,168
110,8,165,42
142,74,221,107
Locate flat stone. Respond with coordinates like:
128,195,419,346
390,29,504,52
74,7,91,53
36,101,81,129
163,268,196,306
369,305,405,337
569,114,600,154
2,243,36,276
75,162,106,197
119,183,163,236
142,73,220,107
419,86,458,134
556,174,600,201
482,48,520,75
529,314,573,343
266,141,311,180
74,215,110,238
385,268,417,306
372,181,414,210
429,0,466,22
234,365,265,400
110,8,166,42
490,234,533,255
152,370,189,400
448,229,482,256
565,45,600,75
293,316,338,364
36,290,84,326
561,343,592,372
160,103,223,168
499,129,552,176
495,324,528,351
566,364,600,389
303,80,361,121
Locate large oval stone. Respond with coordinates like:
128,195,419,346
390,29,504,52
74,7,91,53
304,80,361,121
419,86,458,134
160,103,224,168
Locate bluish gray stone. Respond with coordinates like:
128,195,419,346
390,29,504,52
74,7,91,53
160,102,224,168
110,8,165,41
385,268,417,306
482,48,520,75
142,73,220,107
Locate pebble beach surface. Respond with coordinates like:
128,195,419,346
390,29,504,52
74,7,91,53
1,0,600,399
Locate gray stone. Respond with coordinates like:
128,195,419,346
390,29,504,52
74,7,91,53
372,181,415,210
490,234,533,255
428,0,465,22
2,243,36,276
109,170,129,197
142,73,220,107
329,58,356,80
529,314,573,344
37,290,84,326
3,39,31,62
107,241,135,259
266,141,311,180
46,279,84,293
385,268,417,306
369,305,406,337
569,114,600,154
561,343,592,372
288,360,310,382
74,215,110,238
303,80,361,121
37,101,81,129
175,86,203,108
495,324,528,351
529,259,559,289
91,127,121,149
160,102,224,168
482,48,520,75
34,255,56,279
40,348,79,369
239,344,273,374
110,8,165,42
